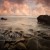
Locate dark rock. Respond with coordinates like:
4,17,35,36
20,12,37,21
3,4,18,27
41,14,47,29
27,32,50,50
38,33,50,48
38,32,48,37
23,34,33,38
4,43,10,48
15,42,27,50
28,29,33,33
8,42,27,50
37,15,50,25
15,31,23,37
26,37,39,50
0,17,7,20
3,30,8,34
38,37,50,48
20,31,24,34
16,38,25,43
0,35,5,49
36,31,41,33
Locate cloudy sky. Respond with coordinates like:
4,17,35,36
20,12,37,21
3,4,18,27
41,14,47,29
0,0,50,17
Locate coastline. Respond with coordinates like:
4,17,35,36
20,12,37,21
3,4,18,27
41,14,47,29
0,17,50,50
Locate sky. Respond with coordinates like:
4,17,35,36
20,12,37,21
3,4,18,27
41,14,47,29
0,0,50,17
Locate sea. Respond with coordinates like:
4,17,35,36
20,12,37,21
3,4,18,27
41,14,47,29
0,16,50,33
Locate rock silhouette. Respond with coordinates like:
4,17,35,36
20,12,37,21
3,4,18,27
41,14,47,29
37,15,50,25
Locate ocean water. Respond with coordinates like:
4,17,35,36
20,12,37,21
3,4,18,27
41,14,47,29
0,16,50,33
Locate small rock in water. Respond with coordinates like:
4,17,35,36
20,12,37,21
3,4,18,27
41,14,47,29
3,30,8,34
36,31,41,33
28,29,33,33
15,31,23,37
20,31,24,34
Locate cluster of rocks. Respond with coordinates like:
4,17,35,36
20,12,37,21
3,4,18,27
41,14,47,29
37,15,50,25
27,31,50,50
0,28,34,50
0,28,50,50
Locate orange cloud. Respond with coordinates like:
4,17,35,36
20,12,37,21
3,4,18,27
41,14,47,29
0,0,50,17
0,0,31,16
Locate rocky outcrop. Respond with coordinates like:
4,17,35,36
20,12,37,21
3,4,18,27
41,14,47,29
37,15,50,25
0,28,50,50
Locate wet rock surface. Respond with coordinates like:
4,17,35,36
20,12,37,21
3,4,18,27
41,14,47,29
0,28,50,50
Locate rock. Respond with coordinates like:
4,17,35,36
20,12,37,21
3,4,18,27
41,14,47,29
23,34,33,38
3,30,8,34
16,37,25,43
4,43,10,48
8,42,27,50
38,37,50,48
28,29,33,33
36,31,41,33
37,15,50,25
0,35,5,49
34,30,42,36
20,31,24,34
15,31,23,37
38,33,50,48
9,33,16,39
38,32,48,37
26,37,39,50
27,32,50,50
15,42,27,50
0,17,7,20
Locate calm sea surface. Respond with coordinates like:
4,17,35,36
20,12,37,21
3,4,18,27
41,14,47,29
0,16,50,32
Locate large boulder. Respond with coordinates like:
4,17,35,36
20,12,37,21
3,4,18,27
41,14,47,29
26,32,50,50
37,15,50,25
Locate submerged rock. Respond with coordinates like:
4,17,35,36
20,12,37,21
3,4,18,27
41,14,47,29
37,15,50,25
